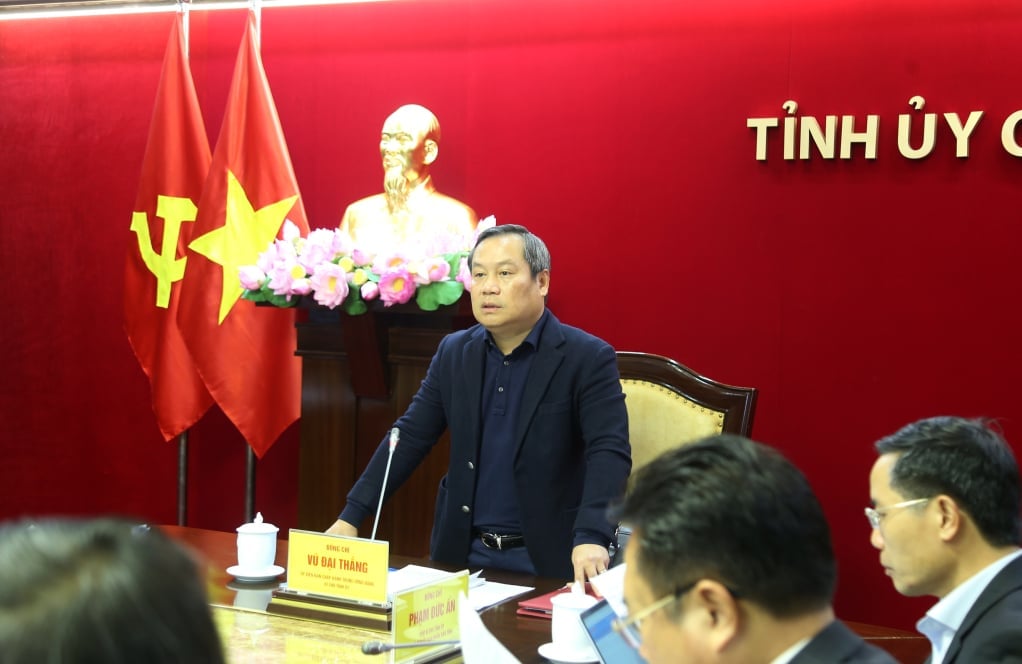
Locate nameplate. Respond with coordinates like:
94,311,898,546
392,571,468,662
285,529,389,604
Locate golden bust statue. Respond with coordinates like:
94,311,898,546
339,104,478,254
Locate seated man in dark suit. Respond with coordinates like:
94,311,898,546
0,517,224,663
868,416,1022,663
615,435,897,664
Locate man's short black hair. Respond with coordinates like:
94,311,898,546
615,435,836,618
875,416,1021,547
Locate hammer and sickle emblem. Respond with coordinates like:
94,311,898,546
129,195,198,308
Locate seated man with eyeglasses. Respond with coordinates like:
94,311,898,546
868,416,1022,664
614,434,896,664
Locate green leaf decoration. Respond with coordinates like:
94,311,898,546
416,280,463,311
415,284,440,311
267,292,299,308
341,287,368,315
343,299,368,315
443,251,468,275
434,280,464,306
241,289,268,303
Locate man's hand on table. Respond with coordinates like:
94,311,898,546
572,543,610,586
325,519,358,537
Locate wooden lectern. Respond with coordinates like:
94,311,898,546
294,296,474,557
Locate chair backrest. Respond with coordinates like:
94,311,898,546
617,351,758,484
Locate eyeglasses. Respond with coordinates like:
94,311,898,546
612,583,694,650
864,498,930,529
612,580,741,650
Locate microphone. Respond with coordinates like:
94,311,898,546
361,639,459,655
370,427,399,540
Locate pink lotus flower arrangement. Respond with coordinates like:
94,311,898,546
240,216,495,315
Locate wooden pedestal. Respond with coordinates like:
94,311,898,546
295,297,474,557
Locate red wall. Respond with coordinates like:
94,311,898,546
3,0,1021,632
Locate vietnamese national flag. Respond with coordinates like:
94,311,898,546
125,14,214,441
177,12,309,458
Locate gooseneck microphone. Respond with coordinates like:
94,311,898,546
361,640,460,655
370,427,400,540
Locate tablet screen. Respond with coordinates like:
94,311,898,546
579,598,646,664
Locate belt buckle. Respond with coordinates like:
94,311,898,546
482,532,502,550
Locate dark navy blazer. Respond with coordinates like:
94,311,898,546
792,621,898,663
341,311,631,579
937,554,1022,664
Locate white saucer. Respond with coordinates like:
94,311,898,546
537,642,599,664
227,564,285,583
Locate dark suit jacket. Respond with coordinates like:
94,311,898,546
792,621,899,663
938,554,1022,664
340,311,631,579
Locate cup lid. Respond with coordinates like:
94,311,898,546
237,512,279,534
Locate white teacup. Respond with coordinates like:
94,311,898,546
236,512,278,571
550,591,598,654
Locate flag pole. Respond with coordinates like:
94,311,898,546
251,0,261,48
177,0,304,519
245,446,256,522
177,0,191,529
181,0,189,56
242,0,262,525
178,430,189,525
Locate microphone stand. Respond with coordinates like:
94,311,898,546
362,639,459,655
371,427,399,540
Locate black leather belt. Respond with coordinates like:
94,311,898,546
476,531,526,550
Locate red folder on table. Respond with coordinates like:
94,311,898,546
516,584,598,619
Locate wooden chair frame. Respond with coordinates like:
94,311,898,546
616,351,757,438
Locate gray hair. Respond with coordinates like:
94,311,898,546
469,224,551,277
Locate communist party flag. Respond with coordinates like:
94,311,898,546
177,12,309,458
125,14,214,441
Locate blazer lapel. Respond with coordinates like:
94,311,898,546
944,555,1022,663
513,312,565,455
461,328,487,451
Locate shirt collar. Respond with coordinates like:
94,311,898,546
484,309,549,356
768,636,811,664
917,549,1022,662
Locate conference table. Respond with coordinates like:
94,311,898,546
162,525,929,664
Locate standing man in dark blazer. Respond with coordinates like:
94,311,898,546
327,224,631,583
868,416,1022,663
614,435,897,664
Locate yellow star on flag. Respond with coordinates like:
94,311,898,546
188,169,298,324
